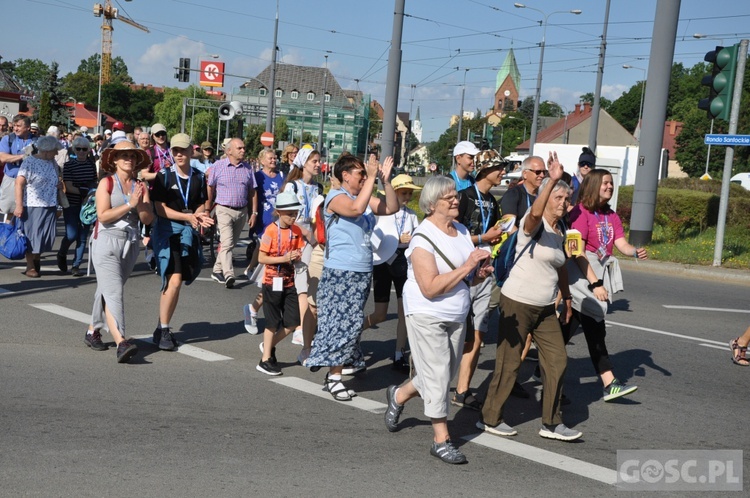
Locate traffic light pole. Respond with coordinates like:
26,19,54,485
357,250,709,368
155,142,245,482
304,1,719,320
712,39,748,267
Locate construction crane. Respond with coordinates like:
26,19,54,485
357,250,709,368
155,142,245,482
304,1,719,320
93,0,149,84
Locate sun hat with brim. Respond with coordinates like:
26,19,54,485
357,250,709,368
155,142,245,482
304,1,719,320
391,174,422,191
275,191,303,211
35,135,63,152
110,130,128,145
100,140,151,173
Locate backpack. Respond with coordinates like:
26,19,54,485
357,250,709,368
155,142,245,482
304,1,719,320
494,220,566,288
80,176,114,226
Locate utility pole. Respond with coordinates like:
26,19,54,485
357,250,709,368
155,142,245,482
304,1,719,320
587,0,611,153
266,0,279,134
380,0,405,162
629,0,681,247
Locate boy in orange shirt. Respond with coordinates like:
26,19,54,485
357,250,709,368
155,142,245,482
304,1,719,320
256,191,305,375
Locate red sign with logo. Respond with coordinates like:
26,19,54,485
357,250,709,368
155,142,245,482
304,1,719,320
200,61,225,87
260,132,274,147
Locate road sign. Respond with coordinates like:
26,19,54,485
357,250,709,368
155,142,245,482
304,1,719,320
200,61,225,87
260,132,274,147
704,134,750,146
429,163,437,172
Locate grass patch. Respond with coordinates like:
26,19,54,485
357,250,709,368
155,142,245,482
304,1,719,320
644,225,750,269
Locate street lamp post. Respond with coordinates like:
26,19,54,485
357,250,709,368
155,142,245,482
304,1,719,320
514,3,581,155
66,97,76,131
622,65,646,143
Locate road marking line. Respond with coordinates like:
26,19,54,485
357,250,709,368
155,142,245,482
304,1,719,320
608,320,726,346
662,305,750,314
0,287,13,295
129,335,232,362
269,377,386,413
31,303,91,323
463,433,617,485
699,343,729,351
30,303,232,362
270,376,615,485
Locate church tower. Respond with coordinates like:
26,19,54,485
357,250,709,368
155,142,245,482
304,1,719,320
494,48,521,115
412,106,422,143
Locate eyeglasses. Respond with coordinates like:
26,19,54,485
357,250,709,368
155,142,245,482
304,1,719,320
154,132,167,137
348,169,366,176
75,147,88,152
525,169,548,177
440,194,459,203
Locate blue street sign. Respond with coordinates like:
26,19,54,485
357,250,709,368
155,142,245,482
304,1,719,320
704,134,750,146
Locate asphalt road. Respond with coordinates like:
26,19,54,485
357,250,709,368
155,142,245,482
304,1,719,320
1,230,749,497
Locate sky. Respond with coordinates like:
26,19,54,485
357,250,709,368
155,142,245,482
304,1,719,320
6,0,750,142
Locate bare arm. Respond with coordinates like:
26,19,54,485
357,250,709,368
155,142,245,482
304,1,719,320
411,245,488,300
614,236,647,260
369,156,399,216
13,175,26,218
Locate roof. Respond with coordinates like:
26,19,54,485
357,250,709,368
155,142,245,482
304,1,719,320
244,63,352,106
516,102,595,149
69,103,115,129
496,48,521,92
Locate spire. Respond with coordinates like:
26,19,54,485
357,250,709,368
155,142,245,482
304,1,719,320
415,106,420,121
496,48,521,92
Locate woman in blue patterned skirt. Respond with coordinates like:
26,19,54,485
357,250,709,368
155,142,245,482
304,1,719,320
305,154,398,401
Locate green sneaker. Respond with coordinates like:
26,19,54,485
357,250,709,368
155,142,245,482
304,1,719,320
603,379,638,402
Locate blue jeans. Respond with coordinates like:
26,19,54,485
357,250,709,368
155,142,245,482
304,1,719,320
58,205,91,268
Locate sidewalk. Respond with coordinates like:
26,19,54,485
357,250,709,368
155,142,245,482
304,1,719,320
619,258,750,286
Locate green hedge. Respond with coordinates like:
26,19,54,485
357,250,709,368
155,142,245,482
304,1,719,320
618,178,750,241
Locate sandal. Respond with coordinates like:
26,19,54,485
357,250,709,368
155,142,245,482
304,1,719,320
730,338,749,366
450,390,483,411
324,373,353,401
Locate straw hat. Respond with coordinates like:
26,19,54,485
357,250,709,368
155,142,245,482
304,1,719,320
100,140,151,173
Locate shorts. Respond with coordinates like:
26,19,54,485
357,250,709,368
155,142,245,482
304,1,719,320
469,276,493,333
0,175,16,214
164,234,193,282
262,284,300,332
306,244,324,307
372,249,408,303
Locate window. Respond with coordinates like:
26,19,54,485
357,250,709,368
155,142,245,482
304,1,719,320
275,89,283,98
324,93,331,103
259,88,267,97
291,91,299,100
307,92,315,101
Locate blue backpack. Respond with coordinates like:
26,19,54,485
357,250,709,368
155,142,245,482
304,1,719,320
494,221,566,287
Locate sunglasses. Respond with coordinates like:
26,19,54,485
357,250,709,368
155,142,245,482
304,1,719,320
579,162,594,168
75,147,89,152
526,169,548,176
154,132,167,137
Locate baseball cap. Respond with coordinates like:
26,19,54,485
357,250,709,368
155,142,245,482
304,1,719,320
110,130,128,145
104,129,112,136
201,141,213,150
453,141,480,157
170,133,192,150
151,123,167,135
391,174,422,191
112,121,125,131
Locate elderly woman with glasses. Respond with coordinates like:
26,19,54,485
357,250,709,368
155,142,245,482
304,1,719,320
383,175,493,465
57,136,98,276
478,152,582,442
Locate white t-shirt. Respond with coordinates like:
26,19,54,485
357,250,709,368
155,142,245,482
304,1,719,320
403,218,474,323
501,213,566,306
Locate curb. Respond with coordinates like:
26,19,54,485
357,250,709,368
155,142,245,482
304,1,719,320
619,258,750,286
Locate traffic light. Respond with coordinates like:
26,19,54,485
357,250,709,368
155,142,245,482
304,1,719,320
698,44,738,121
175,58,191,83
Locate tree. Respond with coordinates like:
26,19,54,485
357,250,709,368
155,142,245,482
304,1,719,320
37,62,68,131
6,58,50,97
608,82,645,134
578,92,612,111
76,54,133,84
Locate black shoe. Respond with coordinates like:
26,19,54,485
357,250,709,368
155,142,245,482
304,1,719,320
510,381,530,398
258,342,277,364
256,360,282,376
116,341,138,363
430,439,467,465
211,272,225,284
158,327,177,351
392,356,410,374
225,275,235,288
148,256,157,272
57,253,67,273
71,266,83,277
84,330,108,351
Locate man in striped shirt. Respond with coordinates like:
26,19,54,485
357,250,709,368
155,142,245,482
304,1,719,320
207,137,258,288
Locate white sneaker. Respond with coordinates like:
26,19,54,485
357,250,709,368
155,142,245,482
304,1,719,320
291,329,304,346
243,304,258,334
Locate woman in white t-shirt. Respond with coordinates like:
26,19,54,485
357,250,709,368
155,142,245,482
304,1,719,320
478,152,582,442
382,175,493,465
